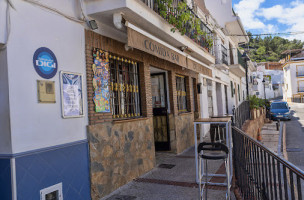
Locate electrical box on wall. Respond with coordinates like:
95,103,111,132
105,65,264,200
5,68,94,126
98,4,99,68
197,83,202,94
203,78,207,86
40,183,63,200
37,80,56,103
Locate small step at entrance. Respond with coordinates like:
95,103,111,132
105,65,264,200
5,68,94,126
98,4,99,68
286,148,302,152
158,164,176,169
105,195,137,200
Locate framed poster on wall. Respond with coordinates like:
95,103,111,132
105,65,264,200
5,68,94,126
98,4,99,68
60,71,84,118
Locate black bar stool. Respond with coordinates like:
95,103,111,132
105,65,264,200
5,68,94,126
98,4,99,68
198,142,230,200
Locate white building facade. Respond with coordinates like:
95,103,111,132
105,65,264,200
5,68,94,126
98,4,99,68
252,63,284,100
283,52,304,102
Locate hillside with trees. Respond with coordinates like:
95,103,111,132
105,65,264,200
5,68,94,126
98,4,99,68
243,32,304,62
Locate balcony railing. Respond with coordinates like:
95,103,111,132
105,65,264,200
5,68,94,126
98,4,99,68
141,0,214,56
233,126,304,200
237,49,246,69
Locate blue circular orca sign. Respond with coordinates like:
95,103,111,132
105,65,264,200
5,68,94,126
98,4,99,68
33,47,58,79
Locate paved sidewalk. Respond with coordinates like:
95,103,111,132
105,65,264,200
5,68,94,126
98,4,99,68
101,146,236,200
260,121,280,154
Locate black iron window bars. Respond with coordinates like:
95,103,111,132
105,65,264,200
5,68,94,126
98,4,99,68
109,55,141,119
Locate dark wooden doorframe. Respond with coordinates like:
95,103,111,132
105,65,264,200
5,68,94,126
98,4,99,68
151,73,171,151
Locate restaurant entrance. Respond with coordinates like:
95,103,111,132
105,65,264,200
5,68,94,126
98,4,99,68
151,69,170,151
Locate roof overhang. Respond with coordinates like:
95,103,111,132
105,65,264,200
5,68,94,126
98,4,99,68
248,61,256,72
85,0,215,65
225,16,249,44
229,64,246,77
214,63,229,70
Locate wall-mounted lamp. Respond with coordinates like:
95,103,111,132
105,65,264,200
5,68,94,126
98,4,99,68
124,44,133,51
180,46,188,52
88,20,98,30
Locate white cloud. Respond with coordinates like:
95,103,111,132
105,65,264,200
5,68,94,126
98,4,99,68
234,0,266,29
258,1,304,40
234,0,304,41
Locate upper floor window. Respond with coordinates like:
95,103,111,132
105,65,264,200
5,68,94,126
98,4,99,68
298,80,304,93
230,81,234,97
229,43,234,65
297,65,304,77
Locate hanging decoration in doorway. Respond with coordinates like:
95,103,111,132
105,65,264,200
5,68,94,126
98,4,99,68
92,48,111,113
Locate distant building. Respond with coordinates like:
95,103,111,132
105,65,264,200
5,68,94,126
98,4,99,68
282,50,304,102
251,62,283,99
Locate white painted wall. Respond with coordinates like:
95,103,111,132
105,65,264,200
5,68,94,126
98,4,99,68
0,48,12,154
0,0,8,45
204,0,235,28
284,66,292,100
199,75,210,138
215,83,224,115
228,72,242,108
6,0,88,153
290,64,300,95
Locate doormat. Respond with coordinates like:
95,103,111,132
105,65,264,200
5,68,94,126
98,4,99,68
106,195,137,200
286,148,302,152
158,164,176,169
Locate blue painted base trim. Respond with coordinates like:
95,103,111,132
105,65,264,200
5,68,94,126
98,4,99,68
0,139,88,159
0,159,12,200
15,141,91,200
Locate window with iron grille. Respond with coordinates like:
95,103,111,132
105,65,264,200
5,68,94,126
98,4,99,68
176,75,188,112
109,55,141,119
230,81,234,97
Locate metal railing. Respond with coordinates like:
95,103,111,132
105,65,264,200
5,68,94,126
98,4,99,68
140,0,214,55
233,126,304,200
292,94,304,103
232,100,250,129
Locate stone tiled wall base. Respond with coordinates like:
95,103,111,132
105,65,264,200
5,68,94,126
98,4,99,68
242,108,266,139
175,113,195,154
87,118,155,199
168,114,177,153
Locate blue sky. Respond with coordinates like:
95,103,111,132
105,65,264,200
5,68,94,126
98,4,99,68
232,0,304,41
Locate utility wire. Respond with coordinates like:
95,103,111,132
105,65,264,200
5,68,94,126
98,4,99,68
229,31,304,37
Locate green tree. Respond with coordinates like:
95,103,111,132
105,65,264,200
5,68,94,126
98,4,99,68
245,32,304,62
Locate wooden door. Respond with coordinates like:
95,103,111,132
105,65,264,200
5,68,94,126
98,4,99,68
151,73,170,151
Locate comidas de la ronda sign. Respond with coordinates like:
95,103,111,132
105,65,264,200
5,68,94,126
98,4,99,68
127,28,187,67
127,28,212,77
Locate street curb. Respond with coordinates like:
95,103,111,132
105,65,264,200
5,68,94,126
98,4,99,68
277,122,284,157
282,123,288,160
